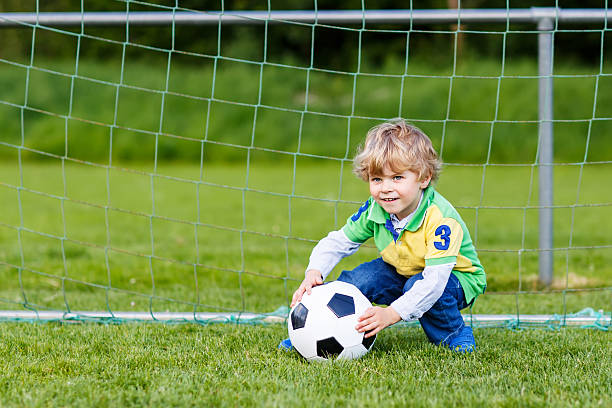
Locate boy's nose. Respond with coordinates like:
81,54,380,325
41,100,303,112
381,179,394,191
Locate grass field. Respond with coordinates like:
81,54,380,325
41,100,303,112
0,323,610,407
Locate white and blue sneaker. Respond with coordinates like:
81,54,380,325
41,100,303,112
447,326,476,353
277,338,293,351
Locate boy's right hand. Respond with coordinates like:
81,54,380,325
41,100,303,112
291,269,323,307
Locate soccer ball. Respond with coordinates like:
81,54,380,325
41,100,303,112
288,281,376,362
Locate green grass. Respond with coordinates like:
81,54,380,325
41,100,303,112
0,323,609,407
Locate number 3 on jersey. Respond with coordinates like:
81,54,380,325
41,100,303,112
434,225,451,250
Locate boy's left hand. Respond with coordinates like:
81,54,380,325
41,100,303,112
355,306,402,338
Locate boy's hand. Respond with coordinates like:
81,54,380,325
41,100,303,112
356,306,401,338
290,269,323,307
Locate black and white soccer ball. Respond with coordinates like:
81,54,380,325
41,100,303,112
288,281,376,361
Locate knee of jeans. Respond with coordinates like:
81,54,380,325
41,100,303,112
336,270,352,284
337,272,369,295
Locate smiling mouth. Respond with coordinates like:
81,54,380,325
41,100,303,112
381,198,398,202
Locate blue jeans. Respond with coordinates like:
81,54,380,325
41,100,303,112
337,258,470,346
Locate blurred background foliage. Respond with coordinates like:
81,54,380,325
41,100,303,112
0,0,611,163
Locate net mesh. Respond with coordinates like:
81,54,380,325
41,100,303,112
0,1,610,329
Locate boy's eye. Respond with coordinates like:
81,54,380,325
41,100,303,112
393,175,403,181
371,177,381,182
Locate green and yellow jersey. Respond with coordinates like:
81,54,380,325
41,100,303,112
342,185,486,305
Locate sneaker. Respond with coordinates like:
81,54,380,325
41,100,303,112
450,343,475,353
277,338,293,351
447,326,476,353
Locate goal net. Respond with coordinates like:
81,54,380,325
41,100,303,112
0,2,609,329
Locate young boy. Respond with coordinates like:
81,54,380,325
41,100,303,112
280,119,486,353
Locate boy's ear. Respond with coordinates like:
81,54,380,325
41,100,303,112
419,174,432,189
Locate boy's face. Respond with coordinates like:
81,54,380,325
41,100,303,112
368,166,431,220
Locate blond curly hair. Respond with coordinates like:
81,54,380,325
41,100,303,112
352,118,441,184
